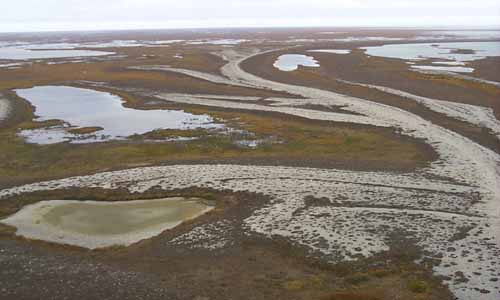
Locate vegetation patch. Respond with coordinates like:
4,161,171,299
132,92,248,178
320,292,381,300
18,119,65,130
283,279,306,291
408,278,431,293
344,273,371,285
67,126,104,135
131,128,209,140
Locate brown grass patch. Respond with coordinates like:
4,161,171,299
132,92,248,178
320,292,382,300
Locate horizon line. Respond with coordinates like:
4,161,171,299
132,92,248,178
1,24,500,34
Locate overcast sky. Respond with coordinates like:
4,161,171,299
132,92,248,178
1,0,499,32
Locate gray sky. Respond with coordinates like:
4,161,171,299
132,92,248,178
1,0,500,32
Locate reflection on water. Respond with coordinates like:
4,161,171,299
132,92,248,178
362,42,500,62
334,37,402,42
273,54,320,71
0,45,113,60
17,86,222,144
429,30,500,39
363,41,500,73
308,49,351,54
431,61,465,66
0,39,192,60
187,39,248,45
411,65,474,73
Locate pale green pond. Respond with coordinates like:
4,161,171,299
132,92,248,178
1,197,214,249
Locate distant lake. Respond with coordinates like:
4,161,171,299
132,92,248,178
362,41,500,62
0,45,113,60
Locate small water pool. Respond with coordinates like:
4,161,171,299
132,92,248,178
411,65,474,73
273,54,320,71
1,197,214,249
308,49,351,54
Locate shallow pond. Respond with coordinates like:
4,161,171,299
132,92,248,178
362,41,500,62
428,30,500,39
17,86,222,144
308,49,351,54
187,39,248,45
273,54,320,71
334,37,402,42
411,65,474,73
431,61,465,66
0,45,113,60
0,39,195,60
1,197,214,249
0,62,28,68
